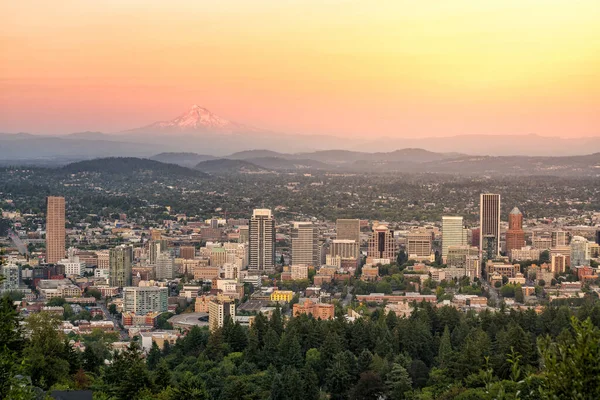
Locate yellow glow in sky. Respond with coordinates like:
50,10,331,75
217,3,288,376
1,0,599,137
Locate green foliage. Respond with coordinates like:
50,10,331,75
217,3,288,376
539,317,600,398
3,291,600,399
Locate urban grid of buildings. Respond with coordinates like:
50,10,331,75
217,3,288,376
1,193,600,351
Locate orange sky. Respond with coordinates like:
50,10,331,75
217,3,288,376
1,0,599,137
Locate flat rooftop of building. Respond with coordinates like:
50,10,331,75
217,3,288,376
168,312,209,328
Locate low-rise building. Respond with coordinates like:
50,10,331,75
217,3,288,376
270,290,294,303
293,299,334,320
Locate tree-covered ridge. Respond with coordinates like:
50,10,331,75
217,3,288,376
3,293,600,399
62,157,208,178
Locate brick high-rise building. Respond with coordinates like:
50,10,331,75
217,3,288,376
249,209,275,274
505,207,525,258
480,194,501,259
46,196,66,264
179,246,196,260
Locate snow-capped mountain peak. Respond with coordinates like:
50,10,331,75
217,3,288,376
125,105,256,135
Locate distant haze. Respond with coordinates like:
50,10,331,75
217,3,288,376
1,1,599,140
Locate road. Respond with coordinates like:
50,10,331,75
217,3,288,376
99,301,129,340
481,280,499,305
342,285,354,307
8,229,28,255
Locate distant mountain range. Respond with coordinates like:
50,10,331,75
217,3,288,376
146,149,600,176
2,104,600,163
28,152,600,177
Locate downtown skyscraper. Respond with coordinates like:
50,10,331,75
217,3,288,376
479,193,501,259
291,222,319,266
505,207,525,257
249,209,275,274
442,216,467,260
109,245,133,287
46,196,66,264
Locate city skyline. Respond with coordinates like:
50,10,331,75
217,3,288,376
2,1,599,138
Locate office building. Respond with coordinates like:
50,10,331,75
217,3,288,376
291,222,319,266
406,231,432,259
1,263,21,291
150,229,162,241
552,231,569,247
367,224,396,261
290,264,309,280
46,196,66,264
58,256,84,276
109,245,133,287
330,239,360,259
179,246,196,260
505,207,525,257
479,194,501,259
570,236,589,267
238,226,249,243
336,219,361,242
155,252,174,280
208,300,235,332
510,247,540,262
532,234,552,250
149,240,168,265
123,286,168,315
551,254,567,274
248,209,275,274
442,216,467,260
446,245,479,268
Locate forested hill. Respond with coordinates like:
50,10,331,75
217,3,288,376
62,157,207,178
2,296,600,399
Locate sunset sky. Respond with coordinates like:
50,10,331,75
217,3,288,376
1,0,599,137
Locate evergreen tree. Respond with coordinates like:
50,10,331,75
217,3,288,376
326,352,353,400
171,371,208,400
260,328,281,368
0,295,26,399
437,325,453,369
386,363,412,400
146,341,162,370
153,359,172,390
357,349,374,374
269,373,285,400
301,366,321,400
279,331,303,368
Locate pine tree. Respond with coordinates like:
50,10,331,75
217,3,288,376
386,363,412,400
146,341,162,370
153,359,172,390
302,366,321,400
326,352,354,400
437,325,453,369
279,331,303,368
357,349,374,374
269,373,285,400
